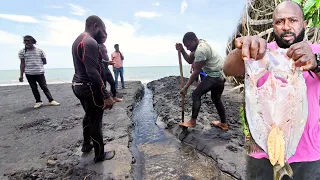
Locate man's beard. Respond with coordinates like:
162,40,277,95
94,30,104,44
274,28,305,48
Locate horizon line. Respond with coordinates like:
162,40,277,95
0,65,192,71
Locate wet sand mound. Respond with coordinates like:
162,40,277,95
147,76,247,179
0,82,144,180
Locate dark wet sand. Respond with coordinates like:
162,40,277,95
0,82,143,180
0,76,247,180
147,76,247,180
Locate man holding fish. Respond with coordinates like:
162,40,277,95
224,1,320,179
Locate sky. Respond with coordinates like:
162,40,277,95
0,0,246,70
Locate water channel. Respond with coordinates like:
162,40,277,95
130,86,235,180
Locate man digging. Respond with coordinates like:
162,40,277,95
175,32,228,131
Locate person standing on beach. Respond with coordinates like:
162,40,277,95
18,35,60,109
71,15,115,163
111,44,126,89
99,36,123,102
223,1,320,179
175,32,228,130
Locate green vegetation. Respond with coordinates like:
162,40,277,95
292,0,320,27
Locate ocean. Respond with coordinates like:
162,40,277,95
0,66,192,86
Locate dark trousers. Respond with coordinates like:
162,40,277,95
246,156,320,180
191,76,226,123
104,69,117,97
72,84,105,157
25,74,54,103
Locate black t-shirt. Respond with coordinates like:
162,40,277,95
71,32,110,99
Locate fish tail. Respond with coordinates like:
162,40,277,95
273,162,293,180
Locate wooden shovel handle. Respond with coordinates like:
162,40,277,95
178,50,185,122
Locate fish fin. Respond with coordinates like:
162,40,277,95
245,135,264,154
273,162,293,180
268,127,278,166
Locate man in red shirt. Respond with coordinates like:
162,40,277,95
99,36,123,102
111,44,126,89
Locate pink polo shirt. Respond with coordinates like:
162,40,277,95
249,41,320,163
111,51,124,68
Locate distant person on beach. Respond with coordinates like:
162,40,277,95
99,36,123,102
111,44,126,89
18,35,60,109
71,15,115,163
223,1,320,179
175,32,228,130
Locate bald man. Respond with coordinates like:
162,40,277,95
224,1,320,180
71,15,115,163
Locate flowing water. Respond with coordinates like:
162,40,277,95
130,86,235,180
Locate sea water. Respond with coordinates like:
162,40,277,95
0,66,192,86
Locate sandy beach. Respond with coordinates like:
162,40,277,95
0,82,144,180
0,76,247,180
147,76,247,179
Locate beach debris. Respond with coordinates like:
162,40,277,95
47,159,57,166
83,173,91,180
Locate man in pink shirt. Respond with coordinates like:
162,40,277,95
111,44,126,89
223,1,320,179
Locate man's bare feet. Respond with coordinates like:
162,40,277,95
113,97,123,102
211,120,228,131
179,119,197,128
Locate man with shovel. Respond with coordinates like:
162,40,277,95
175,32,228,131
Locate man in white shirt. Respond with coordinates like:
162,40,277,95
18,35,60,108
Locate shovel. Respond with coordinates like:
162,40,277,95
177,49,185,123
176,49,189,138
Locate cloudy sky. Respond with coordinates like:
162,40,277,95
0,0,246,70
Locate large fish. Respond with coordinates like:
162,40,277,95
244,48,308,179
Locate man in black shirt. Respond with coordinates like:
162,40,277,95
71,15,115,163
99,35,123,102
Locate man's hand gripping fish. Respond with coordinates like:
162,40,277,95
244,49,308,180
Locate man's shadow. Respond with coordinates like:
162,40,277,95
15,104,51,114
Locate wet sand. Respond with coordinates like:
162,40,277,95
147,76,247,180
0,82,144,180
130,87,236,180
0,76,247,180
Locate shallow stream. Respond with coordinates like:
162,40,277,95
130,86,235,180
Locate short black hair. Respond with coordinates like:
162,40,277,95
114,44,119,48
85,15,104,30
23,35,37,44
183,32,198,43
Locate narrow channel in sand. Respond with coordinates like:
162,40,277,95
130,85,235,180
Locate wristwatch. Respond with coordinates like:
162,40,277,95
311,53,320,73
